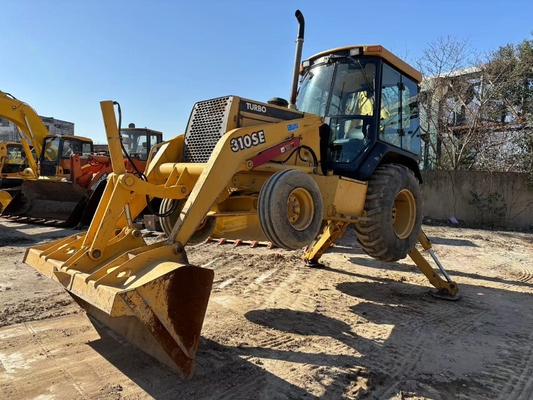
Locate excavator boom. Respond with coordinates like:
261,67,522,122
0,92,42,177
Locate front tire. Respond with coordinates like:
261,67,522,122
258,169,324,250
159,198,216,245
354,164,423,262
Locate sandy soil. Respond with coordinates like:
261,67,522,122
0,219,533,399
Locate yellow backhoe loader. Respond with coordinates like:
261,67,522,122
24,10,459,379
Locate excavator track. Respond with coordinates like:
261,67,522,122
1,214,69,227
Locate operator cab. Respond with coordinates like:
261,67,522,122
296,45,422,180
40,135,93,176
120,124,163,161
3,143,26,174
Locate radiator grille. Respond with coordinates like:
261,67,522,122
184,96,233,163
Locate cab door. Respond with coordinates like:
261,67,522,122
379,63,421,155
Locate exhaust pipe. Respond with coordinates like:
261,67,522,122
288,10,305,109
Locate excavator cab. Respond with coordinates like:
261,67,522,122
40,135,94,177
297,45,422,181
1,142,31,174
0,142,33,188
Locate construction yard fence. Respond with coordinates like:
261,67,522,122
420,170,533,230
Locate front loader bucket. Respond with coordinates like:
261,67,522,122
24,236,214,378
1,180,89,226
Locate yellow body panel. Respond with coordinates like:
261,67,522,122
314,175,367,219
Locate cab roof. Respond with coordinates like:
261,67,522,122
46,134,93,143
304,45,422,83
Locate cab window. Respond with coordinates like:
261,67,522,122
401,77,420,154
327,61,378,143
43,137,60,161
61,139,74,158
296,63,335,116
379,64,421,155
380,64,402,147
82,143,92,156
150,134,161,157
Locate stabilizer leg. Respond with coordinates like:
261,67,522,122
409,231,460,300
303,221,349,266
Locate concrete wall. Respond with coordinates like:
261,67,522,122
421,170,533,230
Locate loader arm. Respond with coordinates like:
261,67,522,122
82,101,323,258
23,100,324,377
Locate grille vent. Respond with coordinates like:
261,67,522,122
184,96,233,163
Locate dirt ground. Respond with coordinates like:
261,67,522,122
0,220,532,400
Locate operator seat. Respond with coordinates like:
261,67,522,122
343,91,374,140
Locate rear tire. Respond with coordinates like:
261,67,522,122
354,164,422,262
258,169,323,250
159,198,216,245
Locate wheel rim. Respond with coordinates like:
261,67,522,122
196,217,208,231
286,188,314,231
392,189,416,239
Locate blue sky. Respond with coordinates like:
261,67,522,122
2,0,532,143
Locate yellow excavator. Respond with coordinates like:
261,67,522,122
24,10,459,378
0,142,14,210
0,91,95,220
0,91,163,225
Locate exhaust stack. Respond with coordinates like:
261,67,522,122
289,10,305,109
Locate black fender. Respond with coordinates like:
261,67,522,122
357,142,423,183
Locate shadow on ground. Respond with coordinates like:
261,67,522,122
82,267,533,400
0,221,75,248
89,320,319,400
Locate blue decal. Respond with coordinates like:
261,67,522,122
287,123,299,132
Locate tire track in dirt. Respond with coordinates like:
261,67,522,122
215,373,268,400
255,333,300,350
209,245,498,399
487,329,533,400
486,257,533,293
514,264,533,284
368,294,489,398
